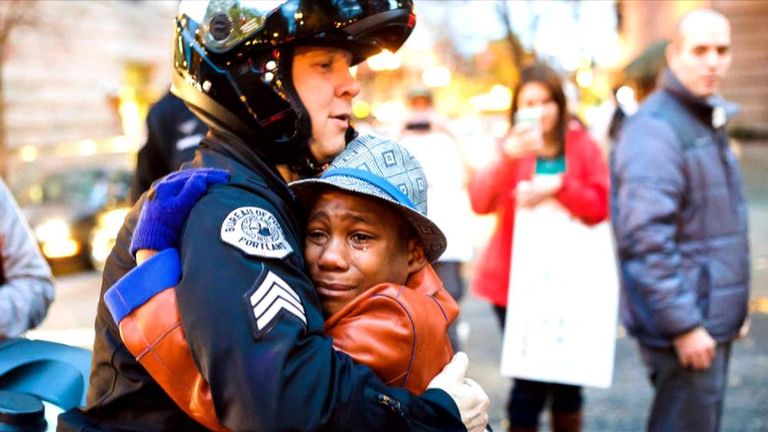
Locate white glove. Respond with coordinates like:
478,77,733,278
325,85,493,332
427,352,489,432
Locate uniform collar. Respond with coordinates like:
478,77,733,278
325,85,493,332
194,132,297,207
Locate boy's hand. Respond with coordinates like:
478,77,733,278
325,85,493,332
135,249,159,266
130,168,230,256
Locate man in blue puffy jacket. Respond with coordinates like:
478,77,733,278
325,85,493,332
611,9,750,432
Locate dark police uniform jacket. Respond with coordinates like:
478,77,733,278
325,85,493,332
61,134,464,431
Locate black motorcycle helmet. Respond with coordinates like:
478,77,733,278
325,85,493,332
171,0,415,168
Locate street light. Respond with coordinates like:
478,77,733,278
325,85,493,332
470,84,512,113
421,65,451,88
366,50,402,71
20,146,37,163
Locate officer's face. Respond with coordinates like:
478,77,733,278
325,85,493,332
304,190,423,317
667,12,731,98
293,47,360,166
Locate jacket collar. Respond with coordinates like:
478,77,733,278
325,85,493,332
405,263,443,297
323,262,444,327
196,131,298,207
661,68,740,128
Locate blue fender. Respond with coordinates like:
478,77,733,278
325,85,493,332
0,338,91,410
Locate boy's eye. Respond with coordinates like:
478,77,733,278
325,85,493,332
349,233,373,248
307,230,328,244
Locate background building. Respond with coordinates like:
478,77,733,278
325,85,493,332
2,0,177,180
620,0,768,134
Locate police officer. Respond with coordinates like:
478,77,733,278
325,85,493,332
130,90,207,203
58,1,489,431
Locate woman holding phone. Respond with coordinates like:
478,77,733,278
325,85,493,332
468,62,609,432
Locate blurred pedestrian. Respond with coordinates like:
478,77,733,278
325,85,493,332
399,87,474,351
589,85,635,160
130,90,207,202
59,1,489,431
469,62,609,432
611,9,749,432
0,179,54,341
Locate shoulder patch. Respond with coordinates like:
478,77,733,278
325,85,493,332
221,206,293,259
244,270,307,339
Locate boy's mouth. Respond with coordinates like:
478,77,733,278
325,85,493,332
315,281,355,292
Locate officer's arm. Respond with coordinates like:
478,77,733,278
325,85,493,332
176,190,467,431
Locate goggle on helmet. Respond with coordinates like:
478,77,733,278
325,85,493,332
172,0,416,165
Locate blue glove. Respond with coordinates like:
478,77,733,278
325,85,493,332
130,168,230,256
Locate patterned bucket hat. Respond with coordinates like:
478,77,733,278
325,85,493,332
289,133,447,262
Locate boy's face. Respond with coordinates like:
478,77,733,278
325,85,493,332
304,189,422,317
292,46,360,167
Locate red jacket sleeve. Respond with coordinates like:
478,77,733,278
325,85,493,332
468,141,525,215
555,128,610,225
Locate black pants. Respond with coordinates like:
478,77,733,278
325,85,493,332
492,305,583,427
639,341,731,432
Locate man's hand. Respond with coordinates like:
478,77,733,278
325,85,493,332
427,352,489,432
673,326,716,370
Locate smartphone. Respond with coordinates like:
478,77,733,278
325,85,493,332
514,107,543,132
514,107,543,152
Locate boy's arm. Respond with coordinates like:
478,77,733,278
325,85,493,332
135,249,158,265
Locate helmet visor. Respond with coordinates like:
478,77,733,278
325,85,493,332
179,0,415,60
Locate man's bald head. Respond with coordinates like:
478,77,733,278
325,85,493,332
666,9,731,98
671,9,730,48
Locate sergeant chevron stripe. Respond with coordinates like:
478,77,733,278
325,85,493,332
249,271,306,331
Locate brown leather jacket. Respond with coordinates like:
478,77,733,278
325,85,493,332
117,263,457,429
325,263,458,394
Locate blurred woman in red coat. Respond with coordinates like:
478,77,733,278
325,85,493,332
469,62,609,432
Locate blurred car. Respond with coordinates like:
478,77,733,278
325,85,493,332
89,205,131,272
13,165,132,274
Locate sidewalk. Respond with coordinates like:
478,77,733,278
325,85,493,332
462,295,768,432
